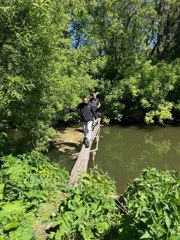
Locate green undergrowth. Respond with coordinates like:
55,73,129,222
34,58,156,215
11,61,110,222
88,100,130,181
0,151,68,239
1,152,180,240
123,168,180,239
48,169,120,240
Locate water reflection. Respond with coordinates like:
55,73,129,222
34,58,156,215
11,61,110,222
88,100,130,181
175,142,180,156
145,134,172,155
95,125,180,193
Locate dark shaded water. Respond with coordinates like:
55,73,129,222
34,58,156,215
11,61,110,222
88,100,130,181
46,145,76,172
95,125,180,193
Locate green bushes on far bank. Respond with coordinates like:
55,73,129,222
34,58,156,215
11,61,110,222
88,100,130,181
101,59,180,124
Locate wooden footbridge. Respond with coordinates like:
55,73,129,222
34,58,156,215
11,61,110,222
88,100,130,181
68,118,101,185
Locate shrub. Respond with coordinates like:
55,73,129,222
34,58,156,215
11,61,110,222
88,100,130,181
123,168,180,239
49,169,120,240
0,151,68,239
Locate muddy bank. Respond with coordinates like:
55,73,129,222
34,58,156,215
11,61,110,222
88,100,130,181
47,124,84,171
54,124,83,152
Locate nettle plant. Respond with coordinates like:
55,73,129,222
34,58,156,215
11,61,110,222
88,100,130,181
0,151,68,239
123,168,180,239
49,169,120,240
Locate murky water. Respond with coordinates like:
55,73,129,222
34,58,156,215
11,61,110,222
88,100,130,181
95,124,180,193
7,124,180,194
46,145,77,172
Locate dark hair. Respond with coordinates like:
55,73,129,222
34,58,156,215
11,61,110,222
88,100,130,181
82,95,87,99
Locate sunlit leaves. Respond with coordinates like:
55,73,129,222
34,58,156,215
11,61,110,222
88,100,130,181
124,168,180,239
0,0,96,150
51,169,119,240
0,151,68,239
102,59,179,124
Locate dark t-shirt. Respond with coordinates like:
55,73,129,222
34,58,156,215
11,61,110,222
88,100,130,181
78,102,97,122
90,97,100,110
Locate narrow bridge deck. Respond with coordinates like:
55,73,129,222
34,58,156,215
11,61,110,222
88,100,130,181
68,118,101,185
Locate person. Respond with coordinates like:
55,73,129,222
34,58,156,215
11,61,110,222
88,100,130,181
90,92,101,111
78,96,97,148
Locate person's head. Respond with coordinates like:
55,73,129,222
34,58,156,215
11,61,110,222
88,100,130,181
91,92,96,99
82,96,88,104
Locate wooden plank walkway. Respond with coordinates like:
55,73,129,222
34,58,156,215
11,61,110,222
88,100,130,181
68,118,101,185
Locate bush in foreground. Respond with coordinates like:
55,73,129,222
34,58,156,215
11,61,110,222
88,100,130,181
122,168,180,239
0,151,68,239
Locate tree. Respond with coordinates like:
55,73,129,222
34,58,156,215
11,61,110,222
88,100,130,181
0,0,96,150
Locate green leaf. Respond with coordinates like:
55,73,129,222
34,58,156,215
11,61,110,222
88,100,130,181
0,184,4,200
164,213,171,229
82,228,93,240
140,231,152,239
4,221,19,231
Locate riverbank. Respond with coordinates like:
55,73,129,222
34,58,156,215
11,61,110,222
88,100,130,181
47,123,84,171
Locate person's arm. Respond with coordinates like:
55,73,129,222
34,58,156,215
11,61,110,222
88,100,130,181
91,105,97,119
97,98,101,108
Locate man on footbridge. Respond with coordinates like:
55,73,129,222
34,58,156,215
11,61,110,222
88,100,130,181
78,96,98,148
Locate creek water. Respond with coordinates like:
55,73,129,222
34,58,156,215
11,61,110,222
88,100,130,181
94,124,180,193
6,124,180,194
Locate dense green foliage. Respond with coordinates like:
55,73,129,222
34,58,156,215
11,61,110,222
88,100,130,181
0,153,120,239
1,155,180,240
67,0,180,124
0,0,96,149
1,147,178,237
49,169,119,239
102,59,180,123
0,151,68,239
0,1,180,239
123,168,180,239
0,0,179,151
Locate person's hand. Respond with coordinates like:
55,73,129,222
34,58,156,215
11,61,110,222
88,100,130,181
95,118,99,123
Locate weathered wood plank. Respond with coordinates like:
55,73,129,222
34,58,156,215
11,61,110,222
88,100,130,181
68,118,100,185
